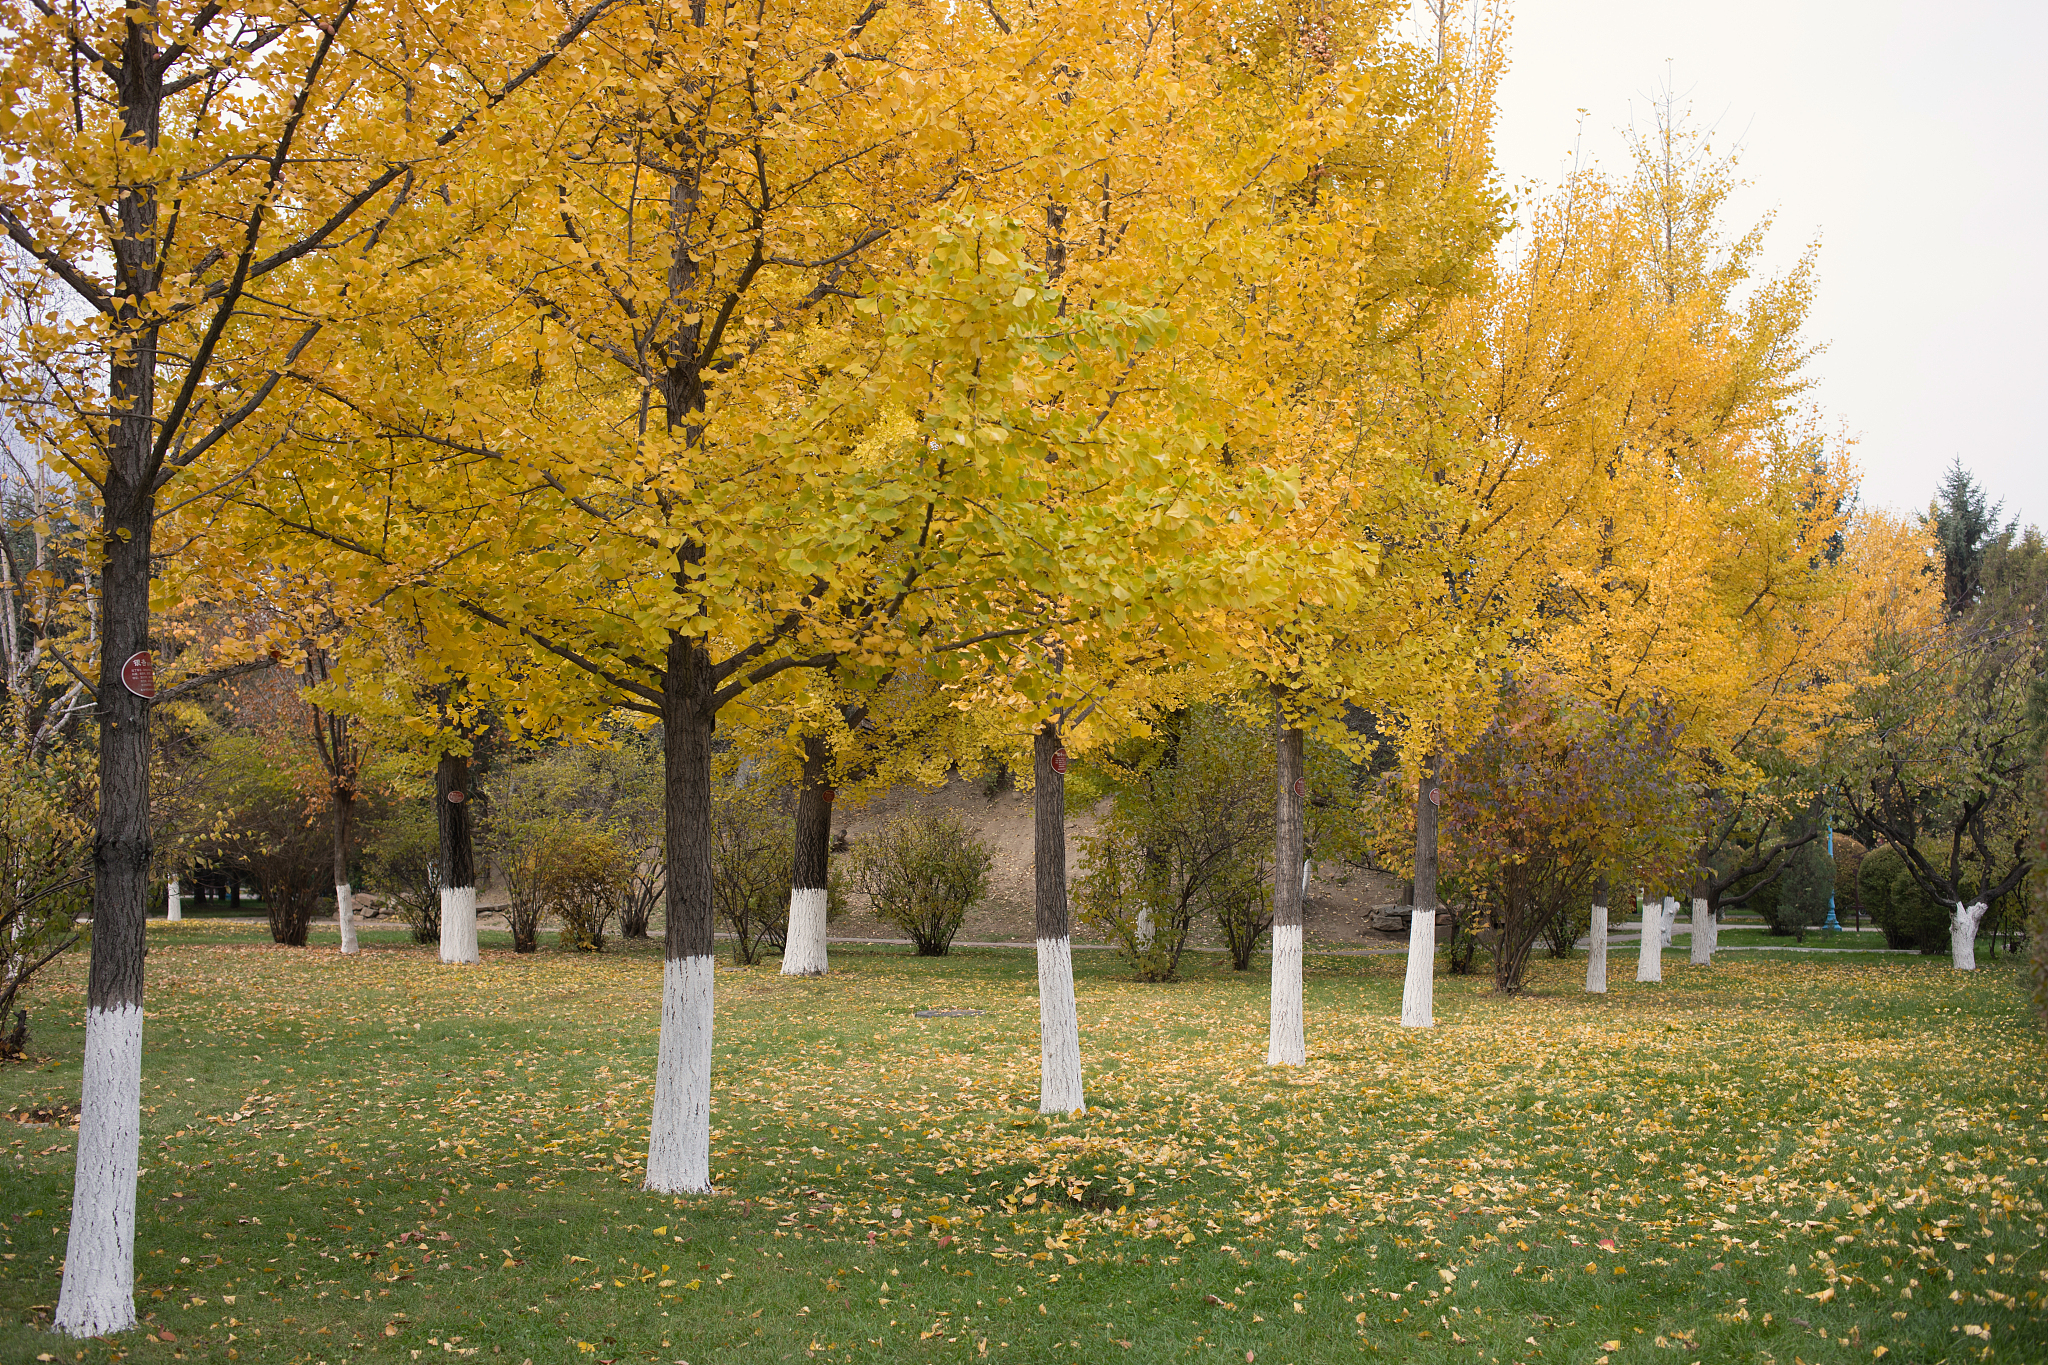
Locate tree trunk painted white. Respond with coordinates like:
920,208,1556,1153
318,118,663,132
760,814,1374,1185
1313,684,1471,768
1660,896,1676,949
1267,923,1305,1065
329,784,356,953
1402,909,1435,1026
1401,755,1441,1029
1586,900,1609,993
1267,716,1306,1066
1134,906,1155,950
1689,896,1711,966
1036,934,1084,1112
439,886,478,965
646,953,715,1192
1950,901,1990,970
336,882,358,955
781,888,829,976
781,732,833,976
436,751,478,964
1635,899,1662,982
1033,724,1084,1114
166,878,180,921
645,644,719,1194
54,1002,143,1336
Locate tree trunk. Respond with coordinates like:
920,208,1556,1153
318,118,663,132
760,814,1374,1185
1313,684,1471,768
1950,900,1989,970
1688,879,1711,966
780,731,832,977
333,787,358,956
436,752,477,964
1635,895,1662,983
1034,723,1085,1114
1659,895,1676,949
646,635,718,1193
166,879,181,922
1267,714,1305,1065
57,350,156,1338
1401,755,1439,1029
1585,874,1608,993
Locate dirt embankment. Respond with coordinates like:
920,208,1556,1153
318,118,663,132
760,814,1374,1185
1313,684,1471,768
346,775,1412,951
825,776,1408,949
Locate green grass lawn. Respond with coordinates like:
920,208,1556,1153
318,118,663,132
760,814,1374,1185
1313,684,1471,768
5,922,2045,1364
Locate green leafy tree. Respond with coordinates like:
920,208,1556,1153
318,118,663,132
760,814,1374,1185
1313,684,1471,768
1925,460,2014,618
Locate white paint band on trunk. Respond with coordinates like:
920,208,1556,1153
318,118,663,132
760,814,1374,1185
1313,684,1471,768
1951,900,1989,970
1660,896,1677,949
1586,903,1608,993
166,879,181,921
779,886,829,977
646,954,715,1194
1636,901,1662,982
439,886,478,964
337,882,358,956
1689,897,1711,966
1266,921,1305,1066
1036,935,1085,1114
55,1003,143,1337
1400,908,1435,1028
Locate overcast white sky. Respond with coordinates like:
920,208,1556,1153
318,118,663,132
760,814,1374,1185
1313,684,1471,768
1464,0,2047,528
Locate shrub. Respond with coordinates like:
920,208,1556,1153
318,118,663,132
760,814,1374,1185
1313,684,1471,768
496,738,664,940
546,827,628,952
364,802,442,944
1861,843,1962,953
1832,834,1869,927
1769,834,1834,941
199,735,328,946
1075,707,1273,981
712,783,794,965
851,811,992,956
496,819,626,954
1213,874,1275,972
1540,887,1593,959
0,745,91,1055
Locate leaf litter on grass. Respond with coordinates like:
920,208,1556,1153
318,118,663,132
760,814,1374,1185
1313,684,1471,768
1,923,2045,1362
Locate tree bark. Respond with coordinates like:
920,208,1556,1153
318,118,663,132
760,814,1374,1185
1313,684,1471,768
780,731,832,976
57,146,160,1331
333,787,358,955
1268,713,1305,1065
1401,754,1440,1028
1688,873,1712,966
436,752,478,964
1034,722,1084,1114
1635,894,1662,982
646,634,718,1193
1585,873,1608,993
1950,900,1989,970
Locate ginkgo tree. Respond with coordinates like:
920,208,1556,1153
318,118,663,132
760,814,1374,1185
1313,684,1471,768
1180,0,1506,1052
0,0,616,1335
1362,108,1858,1001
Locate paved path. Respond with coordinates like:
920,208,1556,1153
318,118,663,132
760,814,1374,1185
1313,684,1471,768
162,920,1921,958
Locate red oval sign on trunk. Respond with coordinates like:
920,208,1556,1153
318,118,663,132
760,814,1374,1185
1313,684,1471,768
1049,749,1069,776
1292,777,1306,798
1428,786,1442,806
446,790,466,804
120,651,156,699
